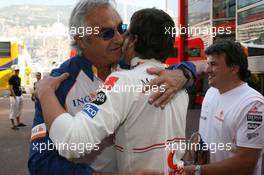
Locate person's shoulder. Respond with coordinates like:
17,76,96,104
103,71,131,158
112,63,163,82
9,75,15,79
204,87,219,100
50,56,80,77
112,69,132,77
8,75,15,81
102,70,137,87
243,84,264,104
245,84,262,96
110,68,140,81
106,71,128,82
206,87,218,94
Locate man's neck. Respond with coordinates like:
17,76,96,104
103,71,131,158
218,79,244,94
97,66,111,81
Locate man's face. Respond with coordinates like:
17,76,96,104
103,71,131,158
79,6,124,67
15,70,19,76
206,54,235,89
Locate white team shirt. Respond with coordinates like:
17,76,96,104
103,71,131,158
199,83,264,175
49,57,189,172
63,71,117,172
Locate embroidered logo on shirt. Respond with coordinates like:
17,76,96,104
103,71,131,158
247,133,259,140
214,110,224,122
92,91,107,105
72,95,92,107
103,76,119,90
248,106,262,114
31,123,47,141
247,115,262,123
82,103,99,118
247,123,261,130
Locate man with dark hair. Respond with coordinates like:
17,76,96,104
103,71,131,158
126,8,175,62
8,66,26,130
37,8,188,173
185,40,264,175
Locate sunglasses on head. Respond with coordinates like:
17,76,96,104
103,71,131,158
98,23,128,40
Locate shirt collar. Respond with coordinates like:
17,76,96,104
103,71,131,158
130,57,164,69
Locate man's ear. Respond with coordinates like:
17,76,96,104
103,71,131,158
231,65,240,74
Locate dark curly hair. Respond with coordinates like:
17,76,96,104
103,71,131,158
129,8,175,62
205,40,251,81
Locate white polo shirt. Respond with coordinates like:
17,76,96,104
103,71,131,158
199,83,264,175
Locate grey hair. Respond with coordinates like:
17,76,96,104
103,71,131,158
69,0,117,55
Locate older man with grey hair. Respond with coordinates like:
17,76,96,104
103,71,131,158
28,0,196,175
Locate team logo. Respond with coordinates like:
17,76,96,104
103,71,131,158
31,123,47,141
72,95,92,107
103,76,119,90
167,150,184,175
214,110,224,122
92,91,107,105
247,123,261,130
248,106,262,114
82,103,99,118
247,133,259,140
247,114,262,122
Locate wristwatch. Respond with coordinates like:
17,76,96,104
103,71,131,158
194,165,202,175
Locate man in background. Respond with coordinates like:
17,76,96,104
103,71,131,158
8,66,26,130
185,40,264,175
31,72,41,102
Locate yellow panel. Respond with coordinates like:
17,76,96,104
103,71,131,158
0,69,13,90
0,42,18,67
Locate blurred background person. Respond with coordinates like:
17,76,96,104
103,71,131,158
31,72,42,102
8,66,26,130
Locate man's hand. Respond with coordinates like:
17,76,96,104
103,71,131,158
36,73,69,99
145,68,187,109
9,85,17,100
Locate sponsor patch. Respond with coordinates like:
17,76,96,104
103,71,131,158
31,123,47,141
247,114,262,122
248,106,263,114
82,103,99,118
93,91,107,105
72,95,92,107
247,133,259,140
103,76,119,90
247,123,261,130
